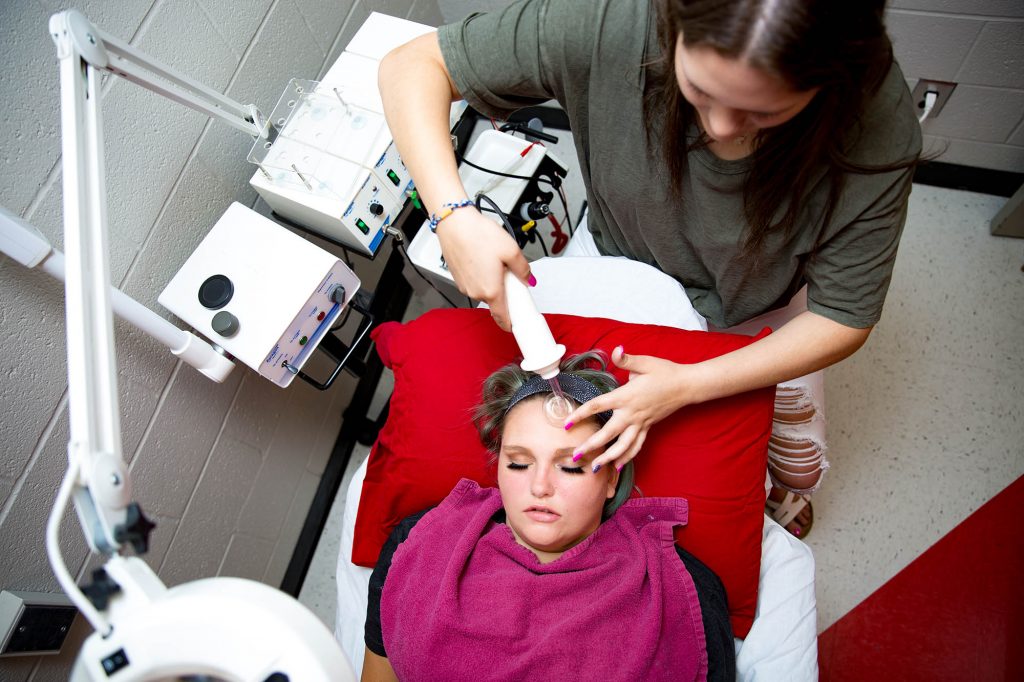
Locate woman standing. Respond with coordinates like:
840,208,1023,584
378,0,921,537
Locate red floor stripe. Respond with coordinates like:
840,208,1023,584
819,474,1024,681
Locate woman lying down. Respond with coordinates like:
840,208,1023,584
362,353,735,681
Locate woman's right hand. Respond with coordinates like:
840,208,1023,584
435,208,534,331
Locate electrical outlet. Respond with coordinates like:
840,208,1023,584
0,591,77,657
911,80,957,120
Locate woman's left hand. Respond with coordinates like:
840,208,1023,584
564,346,698,472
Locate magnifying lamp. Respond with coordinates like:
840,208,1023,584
45,10,355,679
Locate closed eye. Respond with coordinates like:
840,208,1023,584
559,466,585,475
506,462,529,470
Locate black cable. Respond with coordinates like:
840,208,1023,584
456,152,570,244
576,199,589,231
329,306,352,332
556,185,574,236
457,152,535,182
394,239,461,309
339,244,354,270
457,150,565,194
475,192,517,241
535,228,550,257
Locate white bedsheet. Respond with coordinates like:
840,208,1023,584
335,255,818,679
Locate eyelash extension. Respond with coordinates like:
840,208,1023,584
505,462,585,474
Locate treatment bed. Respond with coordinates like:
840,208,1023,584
334,256,819,679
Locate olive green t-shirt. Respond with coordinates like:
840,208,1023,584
438,0,922,329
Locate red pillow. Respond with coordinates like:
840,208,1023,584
353,308,773,638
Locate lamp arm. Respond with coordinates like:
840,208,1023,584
52,9,267,139
0,206,236,383
51,9,129,563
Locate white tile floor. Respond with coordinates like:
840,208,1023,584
298,175,1024,639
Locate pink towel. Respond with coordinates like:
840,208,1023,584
381,479,709,681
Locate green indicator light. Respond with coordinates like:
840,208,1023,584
386,169,400,186
299,336,308,346
355,218,369,234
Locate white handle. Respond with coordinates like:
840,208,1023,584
504,271,564,378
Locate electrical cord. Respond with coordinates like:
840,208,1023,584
456,151,564,195
576,199,589,230
393,238,461,309
457,152,535,183
329,306,352,332
458,151,572,244
475,192,518,241
556,185,573,235
535,228,550,257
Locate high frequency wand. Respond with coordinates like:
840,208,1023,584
503,271,572,422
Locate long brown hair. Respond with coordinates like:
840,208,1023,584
645,0,919,255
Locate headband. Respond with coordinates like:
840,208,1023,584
505,374,613,424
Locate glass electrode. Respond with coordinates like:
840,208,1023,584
544,376,573,425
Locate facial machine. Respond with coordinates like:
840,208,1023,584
406,127,569,288
158,202,361,388
249,13,466,256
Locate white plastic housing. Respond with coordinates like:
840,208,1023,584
504,271,564,379
249,13,461,256
71,557,354,681
158,202,359,387
406,129,565,288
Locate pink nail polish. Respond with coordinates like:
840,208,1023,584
528,274,537,287
793,527,802,537
616,463,624,472
564,421,574,431
572,451,582,462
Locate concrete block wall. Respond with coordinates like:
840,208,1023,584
889,1,1024,172
0,0,441,678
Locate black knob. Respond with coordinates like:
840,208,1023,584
82,568,122,610
198,274,233,310
212,310,240,337
114,503,157,555
369,201,384,216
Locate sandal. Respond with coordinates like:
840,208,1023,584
766,490,814,539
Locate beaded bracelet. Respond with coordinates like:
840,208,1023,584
428,199,475,232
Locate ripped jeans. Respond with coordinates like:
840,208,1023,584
713,288,829,499
563,220,828,499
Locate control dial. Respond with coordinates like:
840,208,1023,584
211,310,240,337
